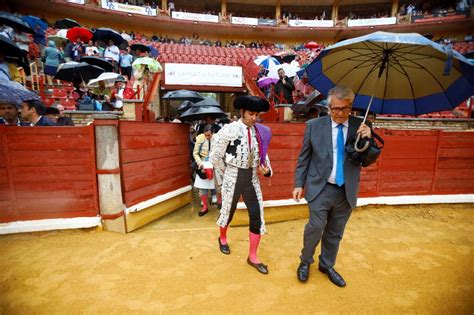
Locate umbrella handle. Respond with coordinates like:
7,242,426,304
354,133,370,153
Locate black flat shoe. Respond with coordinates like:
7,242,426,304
218,237,230,255
318,266,346,287
198,209,208,217
297,262,310,282
247,258,268,275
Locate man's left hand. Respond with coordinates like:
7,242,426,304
357,123,372,139
258,165,270,176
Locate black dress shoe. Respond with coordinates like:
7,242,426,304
247,258,268,274
297,262,310,282
318,266,346,287
218,237,230,255
198,209,208,217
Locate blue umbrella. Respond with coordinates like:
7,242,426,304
148,45,159,58
0,80,39,106
254,55,280,69
305,31,474,117
22,15,48,46
21,15,48,32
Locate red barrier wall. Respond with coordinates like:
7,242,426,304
119,121,191,207
259,123,474,200
0,126,99,223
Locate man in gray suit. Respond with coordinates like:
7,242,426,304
292,85,372,287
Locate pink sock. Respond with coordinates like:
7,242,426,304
200,195,208,212
249,232,261,264
219,226,228,245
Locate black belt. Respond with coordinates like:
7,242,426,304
326,182,344,188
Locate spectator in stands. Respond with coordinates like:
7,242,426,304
44,106,75,126
91,80,113,111
32,22,46,47
20,100,56,126
168,0,175,14
85,40,99,56
257,64,268,79
104,40,120,72
132,64,149,99
43,40,63,85
111,75,127,110
72,37,85,62
0,101,28,126
274,68,295,104
54,105,75,126
11,27,30,54
0,52,12,81
63,40,73,62
119,48,133,80
294,72,315,103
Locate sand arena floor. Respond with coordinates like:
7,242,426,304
0,203,473,314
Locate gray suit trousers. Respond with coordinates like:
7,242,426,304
300,183,352,268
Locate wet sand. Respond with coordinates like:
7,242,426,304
0,203,473,314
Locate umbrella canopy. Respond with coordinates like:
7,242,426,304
254,55,280,69
56,29,68,37
54,61,105,83
177,100,194,113
0,35,23,57
0,80,39,106
162,90,205,103
0,12,34,34
80,56,114,72
305,31,474,116
21,15,48,32
257,77,279,88
48,35,69,46
93,28,126,47
87,72,122,87
304,41,320,49
54,18,80,29
130,43,150,53
193,96,220,107
148,45,159,58
268,63,301,79
132,57,162,72
272,51,297,63
179,105,227,122
67,27,92,42
121,32,132,42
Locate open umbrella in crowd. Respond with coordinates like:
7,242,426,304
67,27,92,42
54,61,105,83
80,56,114,72
0,80,39,106
0,12,34,33
93,27,127,48
179,103,227,122
87,72,123,87
162,89,205,103
132,57,162,72
254,55,280,69
54,18,80,29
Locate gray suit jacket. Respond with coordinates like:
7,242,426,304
294,115,368,209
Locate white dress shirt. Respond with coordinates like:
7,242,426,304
327,118,348,184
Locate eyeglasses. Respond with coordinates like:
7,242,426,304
330,106,352,114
